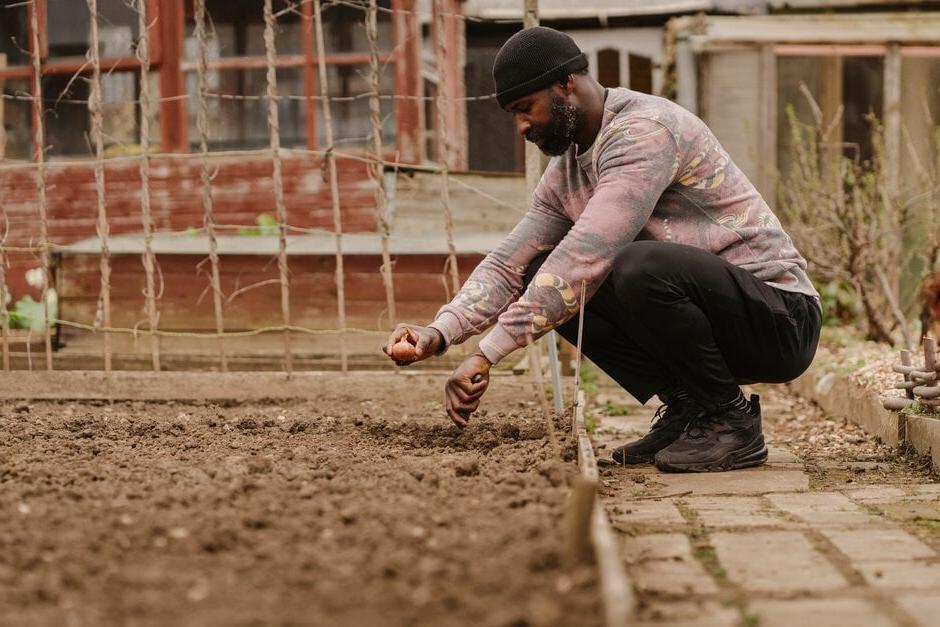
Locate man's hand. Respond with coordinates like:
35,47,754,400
382,323,443,366
445,352,491,429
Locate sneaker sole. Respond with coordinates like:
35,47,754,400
654,436,768,473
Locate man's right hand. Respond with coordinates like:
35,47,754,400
382,324,443,366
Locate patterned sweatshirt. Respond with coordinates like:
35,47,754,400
429,88,818,365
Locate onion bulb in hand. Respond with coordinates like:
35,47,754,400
390,337,417,361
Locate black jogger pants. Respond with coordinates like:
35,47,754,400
524,241,822,410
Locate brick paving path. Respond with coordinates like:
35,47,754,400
590,387,940,627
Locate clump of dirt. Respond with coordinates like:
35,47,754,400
0,375,600,626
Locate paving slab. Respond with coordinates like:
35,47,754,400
684,496,789,529
896,593,940,627
870,498,940,523
607,499,687,526
648,469,809,495
711,531,847,593
845,485,907,501
857,561,940,589
749,598,897,627
621,533,694,562
620,533,719,596
766,447,799,464
637,600,739,627
767,492,881,526
821,528,936,563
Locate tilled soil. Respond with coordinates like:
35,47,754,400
0,375,601,627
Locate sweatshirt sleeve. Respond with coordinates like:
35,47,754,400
476,117,680,364
428,178,573,350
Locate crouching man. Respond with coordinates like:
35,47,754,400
384,27,820,473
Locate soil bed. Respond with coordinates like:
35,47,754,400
0,374,600,626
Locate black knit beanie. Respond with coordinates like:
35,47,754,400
493,27,588,108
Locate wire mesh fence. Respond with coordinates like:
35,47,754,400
0,0,532,373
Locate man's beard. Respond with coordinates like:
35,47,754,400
526,94,578,156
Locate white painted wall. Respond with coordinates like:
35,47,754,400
565,27,666,95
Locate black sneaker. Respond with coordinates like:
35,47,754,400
654,395,768,473
611,400,704,465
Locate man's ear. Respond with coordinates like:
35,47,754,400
557,74,576,95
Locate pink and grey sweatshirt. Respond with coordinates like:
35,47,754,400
429,88,818,365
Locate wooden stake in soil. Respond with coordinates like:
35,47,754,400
527,332,560,459
564,472,597,563
263,0,294,375
366,0,397,328
87,0,113,374
900,350,915,400
194,0,227,371
137,0,161,371
0,240,8,370
313,0,348,373
572,280,587,410
28,0,53,371
926,337,938,373
432,0,460,295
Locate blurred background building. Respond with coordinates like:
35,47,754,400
0,0,937,369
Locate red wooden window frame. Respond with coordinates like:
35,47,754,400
0,0,423,162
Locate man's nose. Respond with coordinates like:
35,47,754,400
515,116,531,137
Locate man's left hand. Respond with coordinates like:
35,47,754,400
445,352,491,429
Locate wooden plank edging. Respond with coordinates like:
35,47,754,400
569,392,636,626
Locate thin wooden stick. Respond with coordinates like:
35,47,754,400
0,240,8,370
263,0,293,375
137,0,160,371
900,350,915,400
546,330,564,413
29,0,52,371
527,332,560,458
366,0,397,328
573,280,587,406
88,0,112,374
195,0,227,371
313,0,348,373
433,0,460,295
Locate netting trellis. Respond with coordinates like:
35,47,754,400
0,0,531,373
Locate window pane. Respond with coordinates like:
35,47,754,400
187,68,306,151
0,1,29,66
900,55,940,186
777,55,883,180
47,0,139,59
842,56,883,164
184,1,302,58
317,63,396,149
1,78,32,160
317,0,392,55
629,54,653,94
42,71,145,157
597,49,620,88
